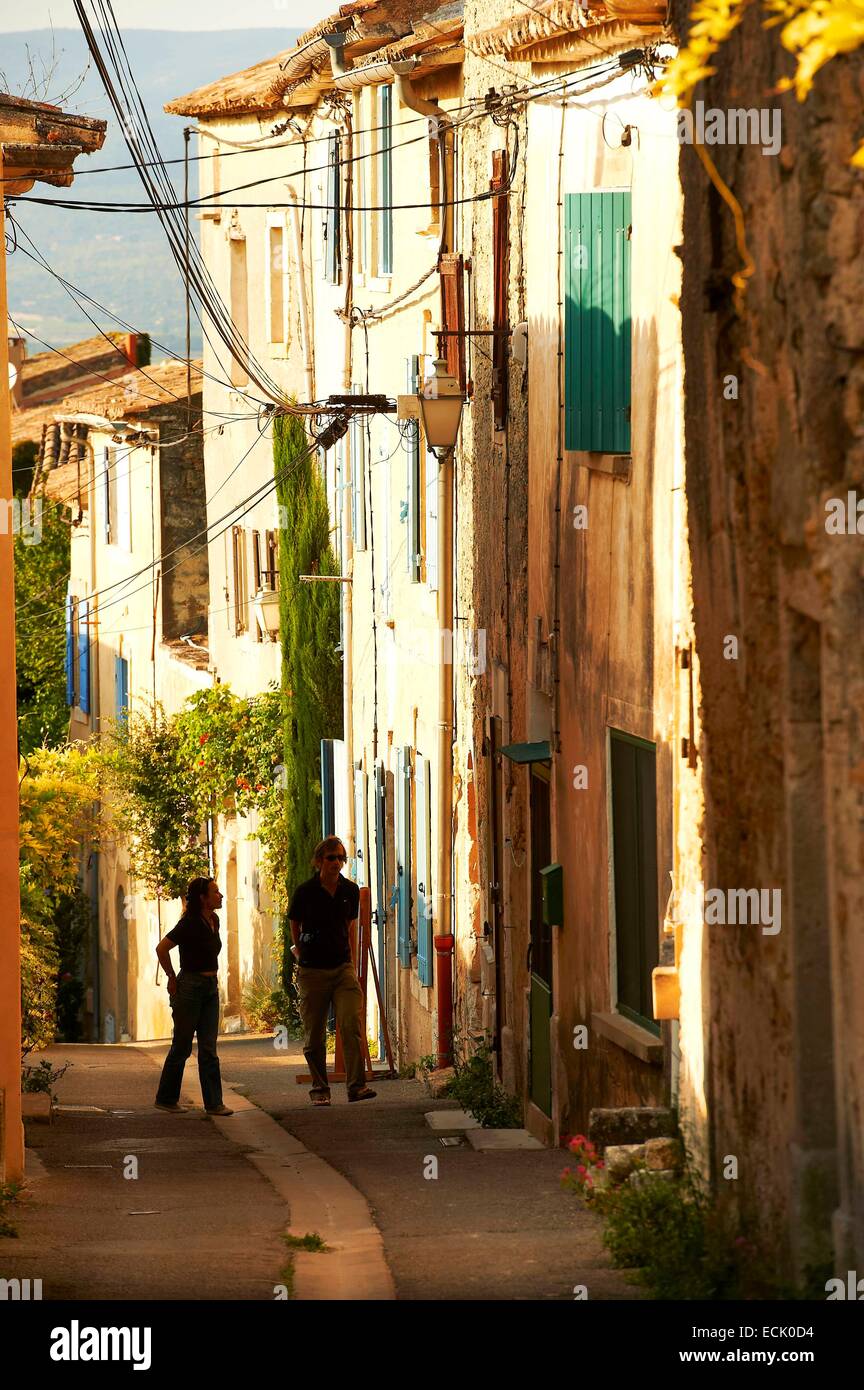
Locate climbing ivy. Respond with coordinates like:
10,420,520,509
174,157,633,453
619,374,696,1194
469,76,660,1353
273,413,343,917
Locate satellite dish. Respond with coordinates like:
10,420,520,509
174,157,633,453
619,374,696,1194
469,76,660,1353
8,362,18,390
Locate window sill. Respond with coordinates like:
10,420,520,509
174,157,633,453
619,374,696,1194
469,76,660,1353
592,1010,663,1066
565,450,631,481
364,275,393,294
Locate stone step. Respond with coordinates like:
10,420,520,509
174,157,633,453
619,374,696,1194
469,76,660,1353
424,1109,480,1135
466,1128,544,1151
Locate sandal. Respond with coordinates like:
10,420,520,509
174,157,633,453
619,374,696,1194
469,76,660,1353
348,1087,377,1103
312,1095,331,1107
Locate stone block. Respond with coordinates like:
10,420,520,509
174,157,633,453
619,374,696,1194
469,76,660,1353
589,1106,677,1148
604,1143,646,1183
422,1066,455,1099
644,1136,684,1171
21,1093,52,1122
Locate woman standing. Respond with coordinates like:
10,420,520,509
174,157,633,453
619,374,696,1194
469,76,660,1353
154,877,234,1116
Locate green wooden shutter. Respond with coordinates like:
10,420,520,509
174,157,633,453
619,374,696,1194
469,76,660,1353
565,191,631,453
321,739,335,836
77,597,90,715
610,731,659,1032
415,753,432,986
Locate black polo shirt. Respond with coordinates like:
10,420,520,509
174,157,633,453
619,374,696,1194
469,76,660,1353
166,913,222,973
288,873,359,969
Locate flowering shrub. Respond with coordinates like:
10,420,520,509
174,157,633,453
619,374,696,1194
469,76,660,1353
560,1134,605,1203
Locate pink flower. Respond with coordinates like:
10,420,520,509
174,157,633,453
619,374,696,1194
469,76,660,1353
576,1164,587,1176
561,1167,571,1177
596,1160,605,1169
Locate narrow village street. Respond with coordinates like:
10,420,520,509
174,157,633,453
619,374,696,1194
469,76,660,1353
8,1039,638,1301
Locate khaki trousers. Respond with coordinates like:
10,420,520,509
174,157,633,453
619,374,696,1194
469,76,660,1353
295,962,366,1097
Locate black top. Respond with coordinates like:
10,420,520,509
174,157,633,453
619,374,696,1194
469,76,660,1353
288,873,359,969
167,912,222,973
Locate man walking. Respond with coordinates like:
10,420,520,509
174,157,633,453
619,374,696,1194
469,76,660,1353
288,836,376,1106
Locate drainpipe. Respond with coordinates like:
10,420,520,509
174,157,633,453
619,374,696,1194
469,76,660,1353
394,58,456,1068
286,187,315,403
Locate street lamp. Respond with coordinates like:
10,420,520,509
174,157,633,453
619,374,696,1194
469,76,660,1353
417,357,464,457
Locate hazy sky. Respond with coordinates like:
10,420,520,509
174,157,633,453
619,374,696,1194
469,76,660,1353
0,0,336,30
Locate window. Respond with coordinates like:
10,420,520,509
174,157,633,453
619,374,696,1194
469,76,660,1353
229,233,249,388
104,446,131,549
379,84,393,275
266,215,289,346
232,526,248,633
350,384,367,550
115,654,129,720
405,356,422,582
65,594,90,715
609,730,659,1033
565,190,632,453
251,531,263,643
324,131,342,285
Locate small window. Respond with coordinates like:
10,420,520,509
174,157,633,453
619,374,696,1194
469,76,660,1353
609,730,659,1033
266,216,288,346
115,654,129,720
65,594,91,715
232,526,248,633
229,234,249,388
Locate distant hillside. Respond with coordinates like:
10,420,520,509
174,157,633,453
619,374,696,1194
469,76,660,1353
2,28,299,358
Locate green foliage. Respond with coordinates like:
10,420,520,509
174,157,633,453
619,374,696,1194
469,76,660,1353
283,1231,329,1252
241,973,303,1037
19,745,101,1053
15,498,71,754
21,1058,70,1101
273,414,343,901
446,1040,522,1128
12,439,38,498
103,701,208,900
104,685,287,906
582,1164,795,1300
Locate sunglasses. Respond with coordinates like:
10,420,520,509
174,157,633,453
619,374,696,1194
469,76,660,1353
324,853,347,862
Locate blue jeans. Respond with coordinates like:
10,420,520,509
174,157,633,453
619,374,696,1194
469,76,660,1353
155,971,223,1110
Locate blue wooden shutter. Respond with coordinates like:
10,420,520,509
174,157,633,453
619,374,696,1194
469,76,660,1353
321,738,335,836
65,595,75,705
415,753,433,986
406,356,421,581
395,746,412,967
115,655,129,719
380,84,393,275
565,191,631,453
374,762,388,1054
77,597,90,715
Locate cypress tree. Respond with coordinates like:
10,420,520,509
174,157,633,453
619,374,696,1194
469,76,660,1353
273,413,343,910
